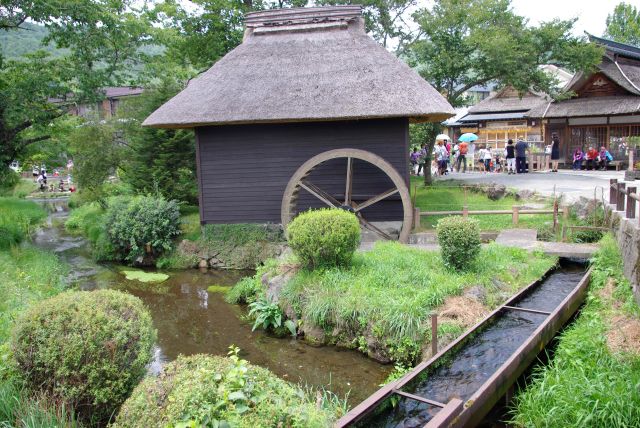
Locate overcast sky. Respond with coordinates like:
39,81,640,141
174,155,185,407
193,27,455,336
510,0,621,37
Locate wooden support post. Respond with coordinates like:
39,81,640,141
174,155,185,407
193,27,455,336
610,179,618,205
629,150,635,171
553,199,558,233
431,313,438,356
413,207,420,231
562,225,567,242
617,183,626,212
463,187,468,217
563,206,570,222
512,206,520,225
627,187,636,219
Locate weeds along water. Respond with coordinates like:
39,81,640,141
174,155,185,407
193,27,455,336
511,235,640,427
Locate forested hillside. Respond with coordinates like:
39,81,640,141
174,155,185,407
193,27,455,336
0,22,63,58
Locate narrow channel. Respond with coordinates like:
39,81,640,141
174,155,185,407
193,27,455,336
354,263,587,427
31,198,391,404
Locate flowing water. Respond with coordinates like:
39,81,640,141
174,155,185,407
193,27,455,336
359,264,587,427
31,198,391,404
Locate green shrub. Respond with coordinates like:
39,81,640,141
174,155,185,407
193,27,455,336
11,290,156,425
105,195,181,263
114,350,341,428
436,216,481,270
287,209,360,269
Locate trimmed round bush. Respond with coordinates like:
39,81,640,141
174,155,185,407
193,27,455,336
114,354,338,428
11,290,156,425
436,216,481,270
287,208,360,269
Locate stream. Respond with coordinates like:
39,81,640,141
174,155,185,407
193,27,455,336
31,198,391,404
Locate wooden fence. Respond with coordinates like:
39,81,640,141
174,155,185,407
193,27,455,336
413,202,559,231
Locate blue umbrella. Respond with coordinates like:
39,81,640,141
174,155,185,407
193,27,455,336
458,133,478,142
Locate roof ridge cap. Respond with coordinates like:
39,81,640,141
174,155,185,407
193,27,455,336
613,60,640,95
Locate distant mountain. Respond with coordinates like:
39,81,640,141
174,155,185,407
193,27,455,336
0,22,64,59
0,22,163,61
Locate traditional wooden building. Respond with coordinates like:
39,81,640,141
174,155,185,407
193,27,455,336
143,6,454,241
527,35,640,162
455,86,549,150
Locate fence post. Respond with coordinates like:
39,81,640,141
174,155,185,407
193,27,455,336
563,206,570,222
431,313,438,356
463,187,468,218
629,150,634,171
627,187,636,219
553,199,559,232
617,183,626,211
512,206,519,225
610,179,618,205
413,207,420,231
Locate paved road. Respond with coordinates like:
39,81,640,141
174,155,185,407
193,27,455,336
438,170,626,203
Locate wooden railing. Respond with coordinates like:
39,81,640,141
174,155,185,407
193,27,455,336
610,178,640,222
413,202,559,231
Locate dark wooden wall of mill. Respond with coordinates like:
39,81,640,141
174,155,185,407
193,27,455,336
195,118,410,224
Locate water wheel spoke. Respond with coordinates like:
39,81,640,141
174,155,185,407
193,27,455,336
299,180,340,208
345,157,353,205
354,188,399,213
358,215,393,240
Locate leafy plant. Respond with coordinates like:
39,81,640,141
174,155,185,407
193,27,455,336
287,208,361,269
248,297,296,336
105,195,181,263
11,290,156,425
436,216,481,270
114,352,341,427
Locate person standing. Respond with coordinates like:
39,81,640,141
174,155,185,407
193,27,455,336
483,145,493,172
456,141,468,173
572,148,584,170
416,143,427,176
550,134,560,172
505,139,516,174
410,148,420,175
515,139,528,173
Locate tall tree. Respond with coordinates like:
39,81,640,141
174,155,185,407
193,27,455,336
0,0,150,178
117,76,198,204
408,0,603,184
605,2,640,47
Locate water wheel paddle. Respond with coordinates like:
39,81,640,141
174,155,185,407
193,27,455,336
281,148,413,243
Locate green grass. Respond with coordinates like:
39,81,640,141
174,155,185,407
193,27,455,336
411,178,555,232
511,234,640,427
0,178,37,199
0,198,47,250
231,242,556,363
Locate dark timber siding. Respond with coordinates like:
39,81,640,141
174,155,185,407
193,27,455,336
196,118,410,224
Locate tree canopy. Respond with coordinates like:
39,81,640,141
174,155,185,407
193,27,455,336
605,2,640,47
408,0,602,107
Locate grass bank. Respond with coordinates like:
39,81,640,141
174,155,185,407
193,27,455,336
0,197,76,426
511,234,640,427
229,242,556,364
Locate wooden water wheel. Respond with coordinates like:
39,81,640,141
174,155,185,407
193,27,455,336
281,148,413,243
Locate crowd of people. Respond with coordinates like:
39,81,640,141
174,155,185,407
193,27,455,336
410,137,533,176
571,146,613,171
410,133,616,176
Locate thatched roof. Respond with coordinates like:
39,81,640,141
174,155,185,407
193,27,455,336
467,87,548,114
528,96,640,118
565,55,640,96
143,6,454,128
